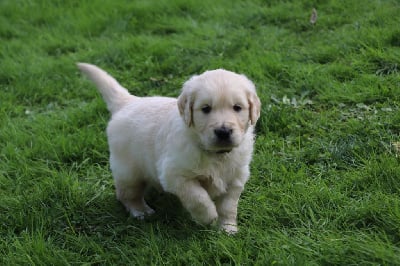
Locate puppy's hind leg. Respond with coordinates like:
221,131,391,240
112,163,155,219
115,179,155,219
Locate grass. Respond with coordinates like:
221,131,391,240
1,0,400,264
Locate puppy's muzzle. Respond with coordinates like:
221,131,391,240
214,126,233,143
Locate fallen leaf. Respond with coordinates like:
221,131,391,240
392,142,400,155
310,8,318,25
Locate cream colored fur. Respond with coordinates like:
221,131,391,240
77,63,261,233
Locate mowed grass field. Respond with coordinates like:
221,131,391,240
1,0,400,264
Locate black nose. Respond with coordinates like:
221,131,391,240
214,126,233,141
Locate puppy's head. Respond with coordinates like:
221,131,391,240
178,69,261,153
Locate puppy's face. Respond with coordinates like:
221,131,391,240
178,69,261,153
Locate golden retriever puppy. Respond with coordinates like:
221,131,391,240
78,63,261,233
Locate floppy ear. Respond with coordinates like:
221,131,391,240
241,75,261,125
247,87,261,126
177,89,194,127
248,90,261,126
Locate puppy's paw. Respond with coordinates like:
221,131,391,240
220,223,238,235
192,205,218,225
129,206,155,220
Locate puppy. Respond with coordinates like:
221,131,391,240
78,63,261,233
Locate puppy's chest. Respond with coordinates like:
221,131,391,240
195,160,236,199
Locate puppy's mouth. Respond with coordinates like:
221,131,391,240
203,148,232,154
205,144,235,154
216,149,232,154
198,129,240,154
199,143,233,154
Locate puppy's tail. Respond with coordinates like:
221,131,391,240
77,63,136,114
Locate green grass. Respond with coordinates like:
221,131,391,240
1,0,400,264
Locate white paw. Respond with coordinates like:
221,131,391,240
220,223,238,234
192,205,218,225
129,206,155,219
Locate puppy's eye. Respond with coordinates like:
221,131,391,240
233,104,242,112
201,105,212,114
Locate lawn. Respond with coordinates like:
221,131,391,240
1,0,400,264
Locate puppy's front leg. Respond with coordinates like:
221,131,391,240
167,178,218,225
215,185,244,234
